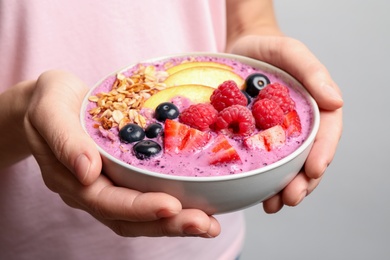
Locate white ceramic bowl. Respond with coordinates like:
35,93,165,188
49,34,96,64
81,52,320,215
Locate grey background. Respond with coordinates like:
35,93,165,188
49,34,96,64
241,1,390,259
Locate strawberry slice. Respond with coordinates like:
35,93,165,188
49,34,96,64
209,135,241,165
164,119,190,154
244,125,286,151
164,119,211,154
181,128,212,153
282,110,302,137
244,132,267,151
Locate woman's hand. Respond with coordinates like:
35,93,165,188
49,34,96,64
22,70,220,237
229,35,343,213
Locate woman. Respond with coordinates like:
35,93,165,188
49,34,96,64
0,0,343,259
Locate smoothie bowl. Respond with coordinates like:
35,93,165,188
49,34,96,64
81,53,320,215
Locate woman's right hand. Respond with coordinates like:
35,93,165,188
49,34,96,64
21,70,220,238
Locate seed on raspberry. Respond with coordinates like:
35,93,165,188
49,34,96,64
260,82,289,95
179,103,218,131
210,80,247,112
258,83,295,114
214,105,255,137
252,98,284,130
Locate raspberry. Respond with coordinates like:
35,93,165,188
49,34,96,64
252,98,284,130
179,103,218,131
210,80,247,111
258,83,295,114
260,82,289,94
214,105,255,137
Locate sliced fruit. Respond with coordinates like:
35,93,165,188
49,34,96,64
164,66,244,89
282,110,302,137
143,84,214,110
164,119,190,154
163,119,211,154
208,135,241,165
243,132,267,151
244,125,286,151
181,128,212,153
166,61,233,75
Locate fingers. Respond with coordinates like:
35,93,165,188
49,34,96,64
262,172,323,214
25,70,101,185
305,109,343,179
262,194,284,213
77,176,183,222
42,164,182,222
45,167,220,237
282,172,322,206
59,174,220,237
100,209,221,238
230,35,344,110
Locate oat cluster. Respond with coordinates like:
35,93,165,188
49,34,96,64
88,64,168,130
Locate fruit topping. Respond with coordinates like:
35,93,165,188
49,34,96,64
208,135,241,165
166,61,233,75
252,99,284,130
155,102,180,122
258,82,295,114
163,119,190,154
163,119,211,154
214,105,255,137
210,80,247,111
282,110,302,137
142,84,215,110
260,82,289,94
244,125,286,151
180,128,212,153
244,73,270,97
145,123,163,138
119,123,145,143
164,66,244,89
179,103,218,131
133,140,162,160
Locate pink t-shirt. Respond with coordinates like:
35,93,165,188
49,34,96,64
0,1,245,259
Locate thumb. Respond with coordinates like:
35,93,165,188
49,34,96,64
229,35,344,111
25,70,101,185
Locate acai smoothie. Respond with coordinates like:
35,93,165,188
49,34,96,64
84,55,314,177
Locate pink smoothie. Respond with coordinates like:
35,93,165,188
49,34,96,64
85,56,314,177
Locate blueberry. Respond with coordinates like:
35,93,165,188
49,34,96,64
155,102,179,121
119,123,145,143
244,73,270,97
133,140,162,160
145,123,163,138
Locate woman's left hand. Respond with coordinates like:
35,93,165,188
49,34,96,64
229,35,343,213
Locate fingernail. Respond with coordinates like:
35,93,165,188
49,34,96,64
74,154,90,183
322,83,343,102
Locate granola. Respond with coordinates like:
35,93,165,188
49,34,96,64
88,64,168,130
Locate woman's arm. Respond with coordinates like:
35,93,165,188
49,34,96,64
0,81,34,168
226,0,282,51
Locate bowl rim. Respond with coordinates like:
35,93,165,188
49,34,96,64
80,52,320,183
